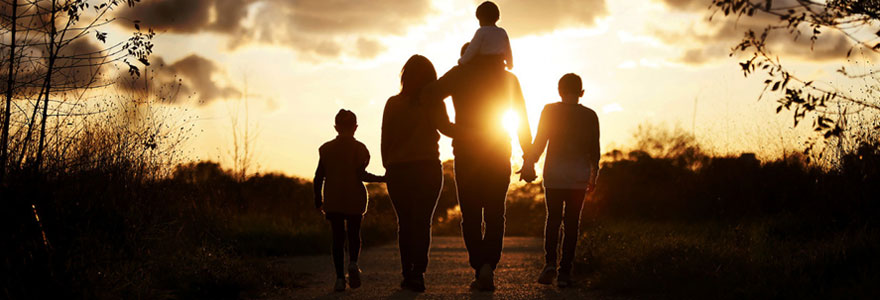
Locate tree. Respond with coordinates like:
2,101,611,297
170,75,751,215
225,74,259,182
0,0,153,179
709,0,880,141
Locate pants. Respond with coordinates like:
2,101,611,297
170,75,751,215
543,188,586,274
326,213,362,278
386,160,443,277
454,152,511,274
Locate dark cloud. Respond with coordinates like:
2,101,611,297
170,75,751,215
117,54,240,105
0,37,110,96
656,0,713,11
494,0,608,37
116,0,432,59
54,38,107,89
652,0,865,65
171,55,240,103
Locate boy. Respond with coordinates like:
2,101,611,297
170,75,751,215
458,1,513,70
522,73,600,288
314,109,385,292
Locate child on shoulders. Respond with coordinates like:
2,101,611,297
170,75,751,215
458,1,513,71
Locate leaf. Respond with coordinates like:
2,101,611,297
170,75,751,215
776,106,783,113
772,81,780,91
873,43,880,50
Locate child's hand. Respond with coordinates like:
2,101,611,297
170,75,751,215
516,165,537,183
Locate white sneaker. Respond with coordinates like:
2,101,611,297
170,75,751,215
537,265,557,284
334,278,346,292
348,262,361,289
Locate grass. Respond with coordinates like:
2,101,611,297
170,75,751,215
576,217,880,299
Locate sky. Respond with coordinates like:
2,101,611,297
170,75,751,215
99,0,873,178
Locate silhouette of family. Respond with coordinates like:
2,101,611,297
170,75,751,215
313,1,600,293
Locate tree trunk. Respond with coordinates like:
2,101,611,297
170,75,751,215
35,0,57,170
1,0,18,182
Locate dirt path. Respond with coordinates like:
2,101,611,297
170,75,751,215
257,236,611,299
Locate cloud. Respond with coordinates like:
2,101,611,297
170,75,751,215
116,0,432,59
494,0,609,37
651,0,864,65
1,37,110,96
656,0,712,11
117,54,240,105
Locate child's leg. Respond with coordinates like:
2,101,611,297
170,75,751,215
329,215,347,278
543,189,565,267
559,189,587,274
346,215,363,263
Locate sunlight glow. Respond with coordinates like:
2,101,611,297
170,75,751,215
502,109,519,139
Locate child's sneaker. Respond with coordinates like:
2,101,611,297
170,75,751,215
477,264,495,291
537,265,557,284
334,278,346,291
407,273,426,292
557,272,572,288
348,262,361,289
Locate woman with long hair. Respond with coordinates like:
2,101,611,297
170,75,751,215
381,55,454,292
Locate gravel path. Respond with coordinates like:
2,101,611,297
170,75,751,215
258,236,610,299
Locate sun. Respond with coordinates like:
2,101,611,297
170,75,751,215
501,109,519,139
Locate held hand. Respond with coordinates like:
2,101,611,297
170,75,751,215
516,165,537,183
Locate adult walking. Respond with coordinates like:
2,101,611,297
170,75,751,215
421,44,533,291
381,55,454,292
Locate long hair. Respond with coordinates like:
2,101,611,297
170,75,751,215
399,54,437,99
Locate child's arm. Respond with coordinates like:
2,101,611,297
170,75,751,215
359,165,386,183
458,30,484,65
313,160,326,209
358,148,386,183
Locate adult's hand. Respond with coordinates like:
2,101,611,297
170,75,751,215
517,165,537,183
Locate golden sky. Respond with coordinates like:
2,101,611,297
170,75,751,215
104,0,871,178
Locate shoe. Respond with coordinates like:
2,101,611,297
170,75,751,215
469,280,480,290
334,278,346,292
557,272,572,288
348,262,361,289
406,273,426,292
537,265,557,284
477,264,495,291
